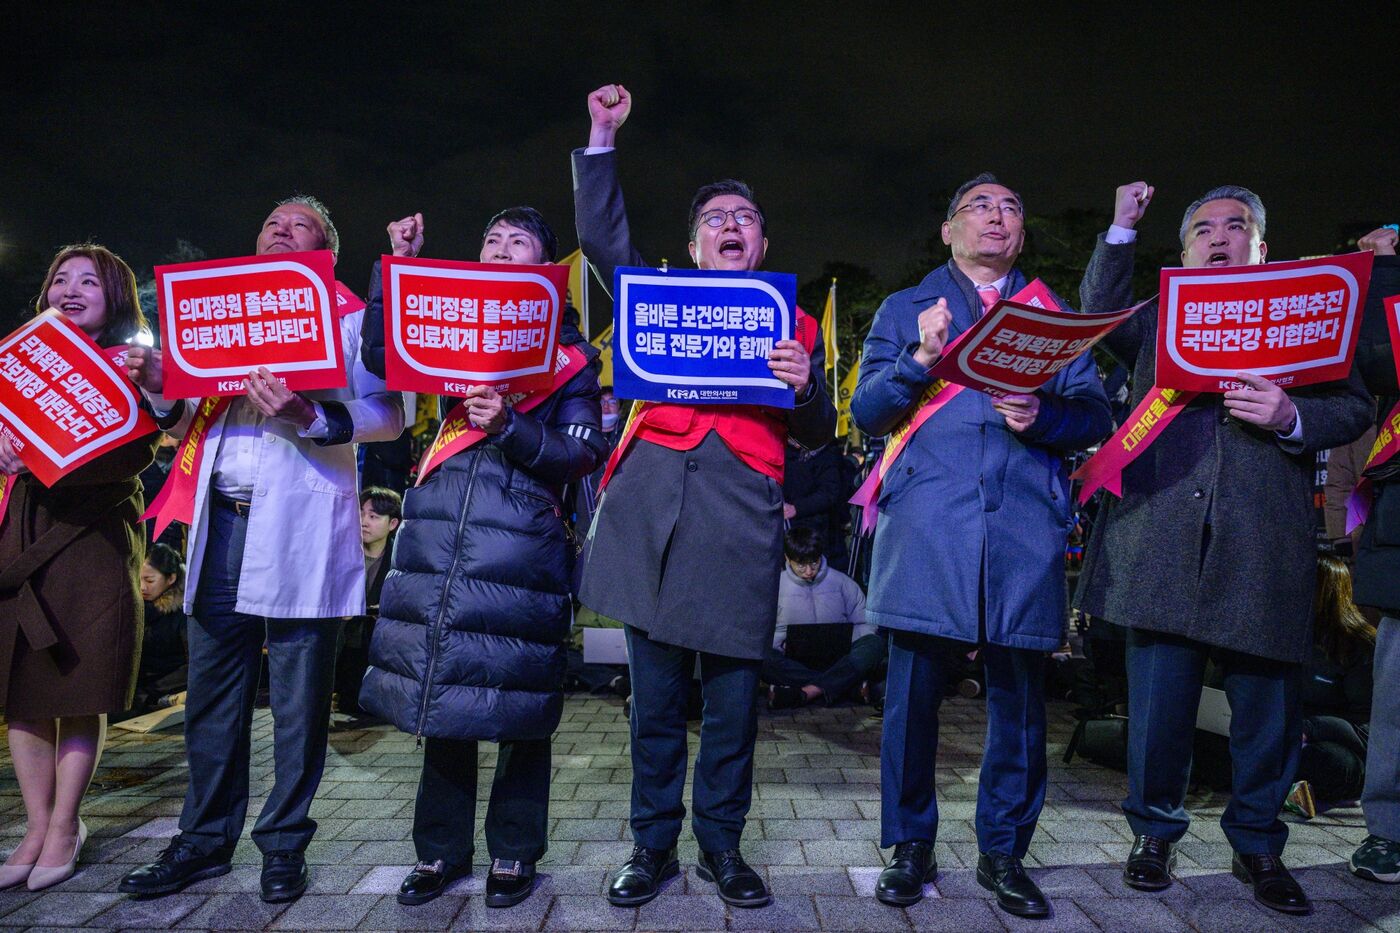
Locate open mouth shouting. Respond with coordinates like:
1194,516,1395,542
1207,251,1232,266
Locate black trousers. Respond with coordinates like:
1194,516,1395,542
413,736,552,868
1299,715,1369,802
178,499,342,855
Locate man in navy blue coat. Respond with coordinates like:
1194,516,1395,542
852,174,1111,918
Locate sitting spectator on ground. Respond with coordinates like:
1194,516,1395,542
766,527,884,709
130,544,189,715
1287,554,1376,818
334,487,401,718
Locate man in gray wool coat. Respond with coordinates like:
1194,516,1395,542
1075,181,1374,916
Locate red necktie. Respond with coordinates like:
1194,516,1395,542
977,286,1000,316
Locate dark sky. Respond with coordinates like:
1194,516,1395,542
3,4,1395,321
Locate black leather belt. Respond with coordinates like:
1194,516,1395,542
212,493,253,518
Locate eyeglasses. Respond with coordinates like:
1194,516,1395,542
954,201,1023,219
698,208,761,228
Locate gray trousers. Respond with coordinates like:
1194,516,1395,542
1364,615,1400,839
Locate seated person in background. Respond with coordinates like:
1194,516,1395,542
334,487,401,718
783,440,848,569
1287,554,1375,818
131,543,189,714
766,527,884,709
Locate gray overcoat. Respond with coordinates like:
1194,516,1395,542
1074,236,1374,663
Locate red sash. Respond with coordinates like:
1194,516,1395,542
416,344,590,485
848,380,965,534
1346,399,1400,534
1070,387,1197,504
142,396,233,539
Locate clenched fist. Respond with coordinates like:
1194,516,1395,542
913,298,952,368
1359,226,1398,257
388,213,425,258
1113,182,1154,229
587,84,632,148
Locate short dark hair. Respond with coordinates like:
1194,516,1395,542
783,527,824,564
946,172,1023,221
688,179,767,239
144,542,185,586
360,486,403,522
483,206,558,262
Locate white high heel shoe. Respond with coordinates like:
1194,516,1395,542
0,857,34,890
26,819,86,891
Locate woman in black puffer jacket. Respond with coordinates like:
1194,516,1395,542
359,208,606,909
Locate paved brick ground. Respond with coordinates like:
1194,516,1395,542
0,695,1394,931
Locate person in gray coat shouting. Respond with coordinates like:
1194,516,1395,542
1075,183,1373,915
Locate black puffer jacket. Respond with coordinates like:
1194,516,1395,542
359,262,606,741
1354,255,1400,614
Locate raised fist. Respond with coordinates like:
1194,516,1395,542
388,213,425,258
1113,182,1154,229
587,84,632,148
913,298,953,368
1359,226,1398,257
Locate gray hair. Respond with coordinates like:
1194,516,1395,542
1178,186,1266,247
946,172,1023,221
275,194,340,258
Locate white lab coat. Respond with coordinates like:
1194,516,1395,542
154,309,405,618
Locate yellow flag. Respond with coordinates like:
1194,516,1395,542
591,323,614,388
836,358,860,439
560,248,591,338
820,279,838,382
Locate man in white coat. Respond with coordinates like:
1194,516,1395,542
117,196,405,903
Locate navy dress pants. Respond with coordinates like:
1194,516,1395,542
625,624,762,853
881,629,1047,857
177,499,342,855
1124,627,1302,855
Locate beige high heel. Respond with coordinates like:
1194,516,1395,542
0,858,35,890
26,819,86,891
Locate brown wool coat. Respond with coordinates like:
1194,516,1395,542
0,432,157,719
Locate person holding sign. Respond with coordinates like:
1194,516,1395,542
1074,184,1372,914
117,197,406,904
357,207,606,909
0,244,159,891
853,174,1112,917
575,84,835,909
1347,223,1400,885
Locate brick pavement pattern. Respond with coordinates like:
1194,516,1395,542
0,696,1394,931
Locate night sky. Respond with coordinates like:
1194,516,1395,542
3,4,1395,331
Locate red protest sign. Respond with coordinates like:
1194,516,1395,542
382,257,566,395
155,251,346,399
1155,251,1372,392
334,281,366,317
928,283,1141,397
1385,294,1400,388
0,312,157,487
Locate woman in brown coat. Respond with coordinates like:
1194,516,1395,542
0,244,158,891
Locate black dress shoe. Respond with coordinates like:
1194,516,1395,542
485,858,536,908
1231,852,1312,915
260,850,308,903
1123,835,1176,891
607,845,679,906
977,853,1050,918
875,840,937,906
398,859,471,906
118,839,233,897
696,849,771,908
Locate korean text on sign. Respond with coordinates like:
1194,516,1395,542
155,251,344,399
613,267,798,408
1156,251,1372,392
383,257,566,395
0,312,156,486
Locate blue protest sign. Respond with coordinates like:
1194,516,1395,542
612,266,797,408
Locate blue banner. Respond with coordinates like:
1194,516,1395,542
612,266,797,408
